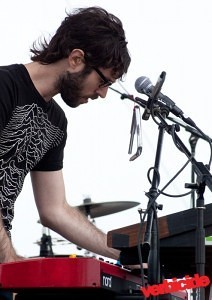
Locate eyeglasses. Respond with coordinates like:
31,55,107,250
93,67,113,88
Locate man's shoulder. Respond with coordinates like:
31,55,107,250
0,64,24,82
0,63,21,73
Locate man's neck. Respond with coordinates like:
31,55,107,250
24,60,68,101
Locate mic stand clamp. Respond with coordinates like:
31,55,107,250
189,134,199,208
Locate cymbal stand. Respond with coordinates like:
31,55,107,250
39,226,54,257
83,214,97,258
80,200,97,258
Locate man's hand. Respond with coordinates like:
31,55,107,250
0,222,24,263
1,251,25,263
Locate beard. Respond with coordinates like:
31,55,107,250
57,66,92,108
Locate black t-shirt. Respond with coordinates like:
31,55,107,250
0,64,67,233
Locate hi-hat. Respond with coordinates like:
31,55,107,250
75,198,140,218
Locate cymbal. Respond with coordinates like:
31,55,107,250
75,198,140,218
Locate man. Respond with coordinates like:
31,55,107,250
0,6,131,264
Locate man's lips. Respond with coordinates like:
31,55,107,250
79,97,88,103
79,95,98,104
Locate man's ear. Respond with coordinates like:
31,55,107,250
68,49,85,69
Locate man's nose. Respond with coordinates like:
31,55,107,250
96,86,109,98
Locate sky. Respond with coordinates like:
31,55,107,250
1,0,212,258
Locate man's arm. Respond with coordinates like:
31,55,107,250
30,170,120,260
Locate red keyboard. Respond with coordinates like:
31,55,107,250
0,257,188,299
0,257,141,292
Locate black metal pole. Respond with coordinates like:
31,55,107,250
195,183,206,300
189,134,198,300
143,113,167,300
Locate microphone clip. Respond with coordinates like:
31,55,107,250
142,71,166,121
128,105,142,161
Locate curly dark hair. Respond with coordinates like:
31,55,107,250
30,6,131,79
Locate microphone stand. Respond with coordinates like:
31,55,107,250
110,79,167,297
143,110,166,292
156,114,212,300
140,109,207,300
110,86,211,299
166,116,211,300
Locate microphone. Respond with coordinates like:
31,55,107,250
139,72,166,120
135,76,196,127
